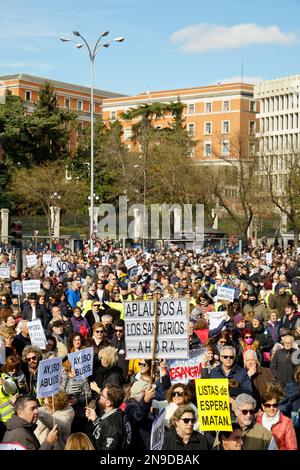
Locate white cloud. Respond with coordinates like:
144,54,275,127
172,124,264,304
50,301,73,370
170,23,298,53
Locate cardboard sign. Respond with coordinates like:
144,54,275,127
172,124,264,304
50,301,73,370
37,356,62,399
208,311,227,331
150,409,166,451
26,255,38,268
0,442,27,450
68,347,94,381
195,378,232,431
0,265,10,278
168,349,207,384
27,319,47,350
11,280,22,296
22,280,40,294
42,254,52,265
125,257,137,270
265,252,272,265
124,299,189,359
217,286,235,303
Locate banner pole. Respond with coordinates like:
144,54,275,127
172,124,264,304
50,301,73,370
52,394,55,427
150,294,159,385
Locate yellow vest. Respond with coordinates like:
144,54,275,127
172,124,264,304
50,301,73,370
0,388,15,423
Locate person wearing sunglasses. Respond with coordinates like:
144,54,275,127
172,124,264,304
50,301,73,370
234,393,277,450
257,387,297,450
22,345,43,398
162,405,208,450
110,320,128,382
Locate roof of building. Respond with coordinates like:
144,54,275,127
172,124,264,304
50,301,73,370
0,73,126,99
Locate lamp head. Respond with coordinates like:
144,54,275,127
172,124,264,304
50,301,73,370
73,30,81,37
76,43,84,49
101,31,109,37
60,37,71,42
103,43,110,48
113,36,125,42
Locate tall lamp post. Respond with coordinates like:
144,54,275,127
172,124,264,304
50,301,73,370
60,31,124,252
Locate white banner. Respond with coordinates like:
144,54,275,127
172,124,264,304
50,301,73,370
22,280,40,294
11,280,22,296
27,319,47,350
150,409,166,451
37,356,62,399
168,349,207,384
217,286,235,303
68,347,94,381
124,299,189,359
0,442,27,450
0,265,10,278
125,257,137,270
42,254,52,265
26,255,38,268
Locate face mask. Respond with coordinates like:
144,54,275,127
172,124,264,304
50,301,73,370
244,337,254,345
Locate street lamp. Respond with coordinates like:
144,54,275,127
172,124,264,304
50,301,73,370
60,31,124,252
50,192,62,246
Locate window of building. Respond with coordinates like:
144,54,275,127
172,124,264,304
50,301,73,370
188,103,195,114
222,141,230,156
204,122,212,135
223,100,230,111
204,142,212,157
77,100,83,111
77,121,83,131
249,101,256,112
249,121,256,134
124,128,132,140
222,121,230,134
110,111,116,121
205,102,212,112
187,123,195,136
65,98,70,109
25,90,32,101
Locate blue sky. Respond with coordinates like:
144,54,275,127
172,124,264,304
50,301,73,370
0,0,300,96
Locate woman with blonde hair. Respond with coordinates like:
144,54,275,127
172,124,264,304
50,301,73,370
64,432,95,450
90,346,123,394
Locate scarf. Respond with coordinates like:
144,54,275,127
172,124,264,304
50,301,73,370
262,410,280,431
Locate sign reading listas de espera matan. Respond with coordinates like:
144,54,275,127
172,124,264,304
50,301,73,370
124,299,189,359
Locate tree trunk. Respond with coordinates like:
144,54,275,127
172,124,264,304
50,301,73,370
294,228,299,252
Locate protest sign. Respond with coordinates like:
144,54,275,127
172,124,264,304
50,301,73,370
195,378,232,431
217,286,235,303
266,252,272,265
150,409,166,450
42,254,52,265
208,311,228,331
27,319,47,350
124,257,137,270
0,336,6,364
68,347,93,381
11,280,22,296
261,264,271,273
0,265,10,278
22,280,40,294
0,443,27,450
36,356,62,399
124,299,189,359
168,349,207,384
51,257,68,273
26,254,38,268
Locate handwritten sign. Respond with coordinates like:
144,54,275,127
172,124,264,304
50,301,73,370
217,286,235,303
68,347,94,381
11,280,22,296
124,257,137,270
37,356,62,399
0,265,10,278
26,255,38,268
27,319,47,350
22,280,40,294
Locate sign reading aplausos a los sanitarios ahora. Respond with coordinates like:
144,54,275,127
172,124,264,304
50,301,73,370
124,299,188,359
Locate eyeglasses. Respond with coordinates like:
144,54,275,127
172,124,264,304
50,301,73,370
115,329,123,333
244,336,252,339
221,355,234,359
240,409,255,416
219,341,227,345
27,356,37,362
263,402,278,409
95,330,104,333
138,362,147,367
180,418,196,424
172,391,184,398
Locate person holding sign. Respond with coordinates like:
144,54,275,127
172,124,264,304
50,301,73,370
22,346,43,398
21,293,48,330
162,405,208,450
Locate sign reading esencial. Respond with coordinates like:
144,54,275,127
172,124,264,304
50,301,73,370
22,280,40,294
27,319,47,350
68,347,93,381
195,378,232,431
168,349,207,384
217,286,235,303
124,299,189,359
37,356,62,399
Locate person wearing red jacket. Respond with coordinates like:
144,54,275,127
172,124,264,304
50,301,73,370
257,388,297,450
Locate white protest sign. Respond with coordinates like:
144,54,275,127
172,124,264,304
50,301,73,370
27,319,47,350
266,252,272,265
11,280,22,296
68,347,94,381
150,409,166,451
0,265,10,278
0,442,27,450
0,336,6,364
124,299,189,359
22,280,40,294
168,349,207,384
208,311,227,331
145,252,151,261
51,257,68,273
261,265,271,274
26,254,38,268
217,286,235,303
297,247,300,255
125,257,137,270
37,356,62,399
42,254,52,265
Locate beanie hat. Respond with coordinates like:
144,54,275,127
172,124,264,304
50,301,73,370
130,380,149,398
234,314,244,325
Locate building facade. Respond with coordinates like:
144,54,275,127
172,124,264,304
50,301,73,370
102,82,257,164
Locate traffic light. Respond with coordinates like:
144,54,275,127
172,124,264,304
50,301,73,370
10,221,22,248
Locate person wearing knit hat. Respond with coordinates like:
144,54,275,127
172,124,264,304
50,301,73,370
130,380,150,398
234,314,245,326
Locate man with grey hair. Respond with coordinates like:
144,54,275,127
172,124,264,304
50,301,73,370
271,334,298,386
235,393,277,450
243,349,274,408
210,346,252,394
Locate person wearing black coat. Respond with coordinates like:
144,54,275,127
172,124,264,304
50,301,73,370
162,405,208,450
251,317,273,364
271,336,298,386
91,346,123,391
110,320,129,382
21,293,48,330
